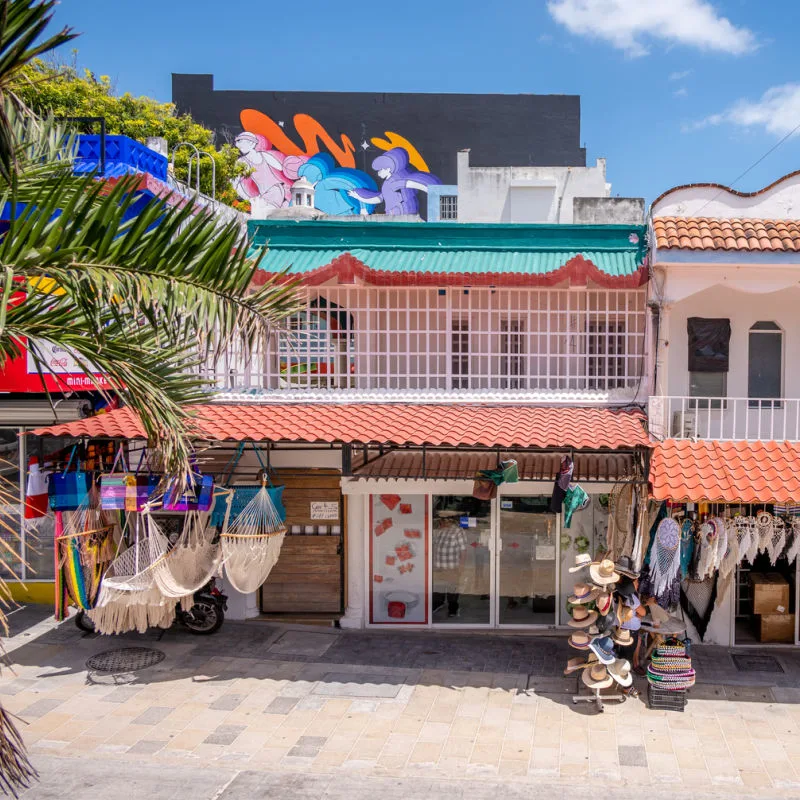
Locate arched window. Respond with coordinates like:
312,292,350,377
748,321,782,407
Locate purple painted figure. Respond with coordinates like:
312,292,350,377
349,147,441,215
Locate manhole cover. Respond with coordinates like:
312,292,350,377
731,654,784,673
86,647,165,674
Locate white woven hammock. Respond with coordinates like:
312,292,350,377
221,484,286,595
786,519,800,564
90,512,221,635
719,519,739,580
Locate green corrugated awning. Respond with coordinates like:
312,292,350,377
247,219,647,286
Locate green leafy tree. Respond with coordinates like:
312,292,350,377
9,55,246,207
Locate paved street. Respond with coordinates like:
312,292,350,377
3,606,800,798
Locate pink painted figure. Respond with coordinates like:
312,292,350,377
234,132,306,214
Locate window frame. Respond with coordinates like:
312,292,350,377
748,321,783,408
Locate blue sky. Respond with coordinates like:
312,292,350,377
52,0,799,204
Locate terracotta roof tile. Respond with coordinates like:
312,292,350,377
653,217,800,252
650,439,800,503
29,404,647,450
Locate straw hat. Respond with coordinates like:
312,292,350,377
568,553,593,573
569,631,592,650
589,559,620,586
582,663,613,690
595,591,613,616
568,583,600,605
607,658,633,687
563,653,597,675
568,606,598,628
616,602,634,627
612,628,633,647
588,635,616,665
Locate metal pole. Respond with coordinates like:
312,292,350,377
171,142,200,189
199,150,216,201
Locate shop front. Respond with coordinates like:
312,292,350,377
341,442,648,630
650,438,800,647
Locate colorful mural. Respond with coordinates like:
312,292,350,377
234,110,441,218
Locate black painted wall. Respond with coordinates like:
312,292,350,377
172,74,586,186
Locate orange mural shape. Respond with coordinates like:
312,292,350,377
370,131,430,173
240,110,356,168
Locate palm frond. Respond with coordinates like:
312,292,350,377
0,0,76,179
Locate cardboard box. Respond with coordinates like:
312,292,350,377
751,573,790,614
759,613,795,643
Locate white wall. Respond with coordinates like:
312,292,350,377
653,172,800,219
663,284,800,398
456,150,610,224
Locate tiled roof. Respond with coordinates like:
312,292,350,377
653,217,800,252
247,219,648,287
354,450,634,481
29,404,647,449
650,439,800,503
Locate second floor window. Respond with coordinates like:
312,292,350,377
500,319,525,389
587,319,626,390
748,321,782,407
451,319,470,389
688,317,730,407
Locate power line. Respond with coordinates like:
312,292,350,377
694,118,800,217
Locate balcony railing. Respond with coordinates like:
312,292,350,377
200,286,647,397
649,396,800,442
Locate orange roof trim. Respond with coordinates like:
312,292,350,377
653,217,800,253
650,439,800,504
29,403,648,450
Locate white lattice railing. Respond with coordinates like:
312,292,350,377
649,396,800,442
200,286,647,395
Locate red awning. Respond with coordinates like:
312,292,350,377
29,403,647,450
650,439,800,503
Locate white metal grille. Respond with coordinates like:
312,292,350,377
439,195,458,220
202,286,647,393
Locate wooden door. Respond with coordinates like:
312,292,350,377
259,468,343,614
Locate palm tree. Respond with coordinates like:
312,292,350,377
0,2,300,793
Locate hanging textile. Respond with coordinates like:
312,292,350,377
786,519,800,564
680,575,719,641
733,517,753,566
606,482,634,562
687,317,731,372
719,518,739,580
679,519,694,579
221,484,287,594
756,511,773,557
648,518,682,607
549,456,573,514
767,516,787,566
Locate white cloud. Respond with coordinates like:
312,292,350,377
669,69,693,81
547,0,756,57
673,87,688,98
691,84,800,136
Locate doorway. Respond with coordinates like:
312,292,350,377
430,494,558,628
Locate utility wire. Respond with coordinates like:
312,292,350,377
694,118,800,217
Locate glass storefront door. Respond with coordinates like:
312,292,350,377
497,497,557,626
432,495,492,625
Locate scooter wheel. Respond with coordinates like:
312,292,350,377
183,600,224,635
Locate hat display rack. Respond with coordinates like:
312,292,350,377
565,557,634,712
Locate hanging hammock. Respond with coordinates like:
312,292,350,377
221,483,286,594
786,519,800,564
680,575,719,641
767,516,787,566
149,512,222,598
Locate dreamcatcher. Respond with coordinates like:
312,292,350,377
649,518,682,602
713,516,727,573
785,519,800,564
733,517,753,566
767,516,787,566
756,511,774,557
695,520,718,580
718,518,739,581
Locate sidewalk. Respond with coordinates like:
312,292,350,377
2,613,800,796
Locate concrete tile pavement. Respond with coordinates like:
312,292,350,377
4,618,800,796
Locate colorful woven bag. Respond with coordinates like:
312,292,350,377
48,447,90,511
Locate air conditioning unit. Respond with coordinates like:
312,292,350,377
671,411,696,438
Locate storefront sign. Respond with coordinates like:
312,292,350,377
0,340,111,393
310,501,339,521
